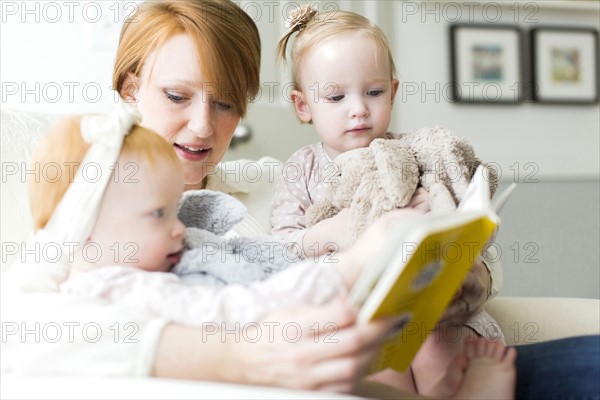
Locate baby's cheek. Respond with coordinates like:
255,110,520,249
136,246,168,272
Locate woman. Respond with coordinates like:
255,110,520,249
112,0,495,320
0,0,397,392
3,0,598,397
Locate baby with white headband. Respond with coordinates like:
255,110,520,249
26,105,186,281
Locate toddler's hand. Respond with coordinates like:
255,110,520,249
303,208,353,257
404,187,431,213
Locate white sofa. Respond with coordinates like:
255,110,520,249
1,108,599,399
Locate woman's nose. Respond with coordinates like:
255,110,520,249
187,100,214,138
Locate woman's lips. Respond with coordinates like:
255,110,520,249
174,143,210,161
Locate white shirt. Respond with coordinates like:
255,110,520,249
206,157,283,237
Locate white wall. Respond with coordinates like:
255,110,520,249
390,1,600,180
2,1,598,180
1,0,126,114
382,2,600,299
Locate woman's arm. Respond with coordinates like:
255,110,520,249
153,299,393,393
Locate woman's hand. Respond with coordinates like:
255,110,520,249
335,209,425,289
236,298,393,393
154,300,392,392
440,258,491,325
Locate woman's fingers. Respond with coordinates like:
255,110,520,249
302,321,392,392
310,351,377,393
310,318,393,361
243,300,393,392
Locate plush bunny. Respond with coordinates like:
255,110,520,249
305,126,498,239
173,190,295,286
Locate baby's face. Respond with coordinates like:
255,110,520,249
295,33,399,160
87,153,185,272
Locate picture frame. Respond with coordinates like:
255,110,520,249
450,25,523,104
531,27,599,104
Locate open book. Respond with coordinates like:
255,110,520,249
350,166,516,372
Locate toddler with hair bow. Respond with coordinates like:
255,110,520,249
272,4,516,398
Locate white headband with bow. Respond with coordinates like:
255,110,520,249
5,102,141,294
45,103,141,246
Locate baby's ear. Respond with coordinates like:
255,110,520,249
291,90,312,123
391,79,400,105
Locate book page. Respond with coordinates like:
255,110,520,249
457,165,490,212
491,182,518,213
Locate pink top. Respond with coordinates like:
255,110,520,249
270,143,335,247
271,135,396,248
60,261,346,328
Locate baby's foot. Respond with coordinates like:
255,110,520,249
421,353,469,398
453,337,517,400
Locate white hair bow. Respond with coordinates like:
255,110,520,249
6,103,141,293
46,102,141,246
81,101,141,146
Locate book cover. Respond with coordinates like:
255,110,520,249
350,166,515,372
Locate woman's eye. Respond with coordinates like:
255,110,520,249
327,95,344,102
213,100,233,111
165,92,185,103
152,209,165,218
367,89,384,97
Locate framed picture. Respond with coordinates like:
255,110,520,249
450,25,522,103
531,27,599,104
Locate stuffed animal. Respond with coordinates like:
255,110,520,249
173,190,295,286
305,126,498,239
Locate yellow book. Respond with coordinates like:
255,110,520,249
350,166,516,372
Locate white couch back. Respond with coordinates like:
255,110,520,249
1,109,58,270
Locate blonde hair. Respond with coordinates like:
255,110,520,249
113,0,260,117
29,116,181,231
277,6,396,92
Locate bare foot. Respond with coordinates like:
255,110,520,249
365,367,419,395
453,337,517,400
361,356,468,400
422,353,469,398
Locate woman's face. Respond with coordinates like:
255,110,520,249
127,34,241,189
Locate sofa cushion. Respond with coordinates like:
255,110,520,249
1,109,57,270
486,296,600,345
